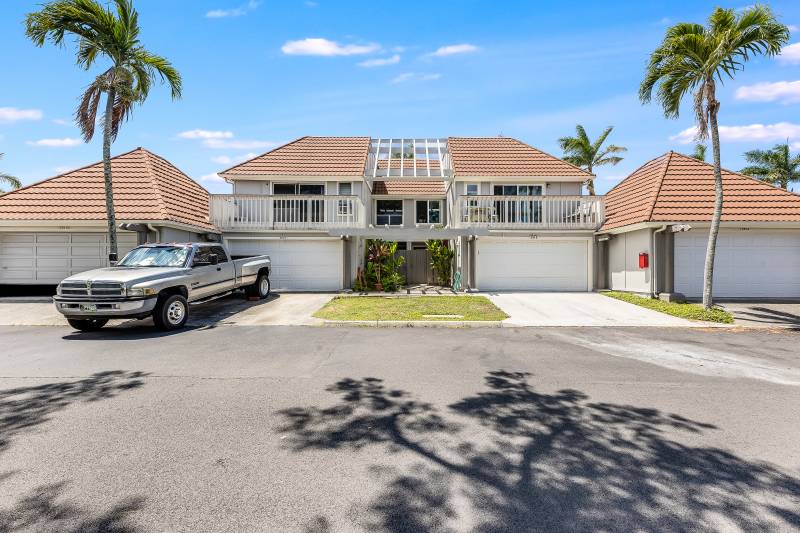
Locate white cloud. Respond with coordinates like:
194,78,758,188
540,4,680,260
52,118,69,126
778,42,800,64
211,155,232,165
54,165,76,174
358,54,401,68
206,0,259,18
0,107,43,123
203,139,277,150
305,1,319,6
27,137,82,147
281,38,380,56
178,129,234,140
735,80,800,103
390,72,442,84
200,173,225,183
670,122,800,144
428,43,479,57
788,25,799,33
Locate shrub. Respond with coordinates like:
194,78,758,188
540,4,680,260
427,239,455,286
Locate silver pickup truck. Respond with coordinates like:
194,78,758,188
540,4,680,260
53,243,271,331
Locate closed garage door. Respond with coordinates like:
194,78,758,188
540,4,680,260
675,229,800,298
0,231,137,284
477,238,589,291
227,239,342,291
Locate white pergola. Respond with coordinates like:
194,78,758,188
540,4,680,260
364,138,453,179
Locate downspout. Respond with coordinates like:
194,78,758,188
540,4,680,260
146,224,161,244
651,225,668,297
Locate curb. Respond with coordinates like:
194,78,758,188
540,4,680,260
319,320,504,328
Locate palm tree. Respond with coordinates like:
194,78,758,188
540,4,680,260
640,6,788,310
691,144,707,161
26,0,181,261
0,153,22,193
558,125,627,195
741,143,800,190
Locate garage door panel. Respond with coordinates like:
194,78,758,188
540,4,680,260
227,239,342,291
478,239,589,291
675,230,800,298
0,231,137,285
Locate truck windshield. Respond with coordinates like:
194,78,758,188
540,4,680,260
118,246,189,267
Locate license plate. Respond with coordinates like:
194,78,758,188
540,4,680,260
80,304,97,312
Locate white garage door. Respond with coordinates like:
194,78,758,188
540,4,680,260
477,238,589,291
0,231,138,284
227,239,342,291
675,229,800,298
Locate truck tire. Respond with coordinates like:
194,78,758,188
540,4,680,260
246,272,270,300
153,294,189,330
67,318,108,331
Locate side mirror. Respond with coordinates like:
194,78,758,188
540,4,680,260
209,254,219,265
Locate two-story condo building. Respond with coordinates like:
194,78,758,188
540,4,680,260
210,136,604,291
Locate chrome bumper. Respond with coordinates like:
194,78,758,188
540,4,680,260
53,297,157,318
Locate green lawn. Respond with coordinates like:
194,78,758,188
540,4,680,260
601,291,734,323
314,295,509,321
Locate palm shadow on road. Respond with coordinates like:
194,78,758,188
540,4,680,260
0,371,148,532
278,371,800,532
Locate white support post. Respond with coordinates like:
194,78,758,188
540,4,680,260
425,139,431,177
372,138,381,179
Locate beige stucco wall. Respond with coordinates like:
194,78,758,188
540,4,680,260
608,227,651,293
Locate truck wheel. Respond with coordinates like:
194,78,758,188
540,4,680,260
246,273,270,300
67,318,108,331
153,294,189,330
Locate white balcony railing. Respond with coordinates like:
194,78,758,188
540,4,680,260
210,194,364,230
456,195,604,230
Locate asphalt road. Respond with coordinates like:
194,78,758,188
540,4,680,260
1,324,799,532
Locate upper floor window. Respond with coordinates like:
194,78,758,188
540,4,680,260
416,200,441,224
338,182,352,195
465,183,479,196
376,200,403,226
273,183,324,195
493,184,543,196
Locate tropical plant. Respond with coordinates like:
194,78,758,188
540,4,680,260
381,241,405,292
640,5,788,310
0,153,22,193
691,144,707,161
741,143,800,190
558,125,627,195
427,240,455,286
25,0,182,261
363,239,405,292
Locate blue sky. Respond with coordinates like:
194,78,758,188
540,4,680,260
1,0,799,194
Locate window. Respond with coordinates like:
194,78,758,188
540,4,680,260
492,184,543,223
210,246,229,263
119,246,189,267
338,182,352,195
465,183,479,196
376,200,403,226
272,183,324,195
416,200,441,224
493,184,543,196
192,247,213,267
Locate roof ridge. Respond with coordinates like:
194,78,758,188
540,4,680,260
516,138,594,177
139,149,170,220
217,136,309,175
603,152,671,197
0,146,144,199
646,150,673,222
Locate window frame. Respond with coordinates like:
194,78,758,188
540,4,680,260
271,182,326,195
375,199,404,226
491,183,545,196
415,199,442,225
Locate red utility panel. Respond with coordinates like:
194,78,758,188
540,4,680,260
639,252,649,269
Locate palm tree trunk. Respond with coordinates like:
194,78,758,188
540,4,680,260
102,88,119,263
703,102,723,310
586,164,596,195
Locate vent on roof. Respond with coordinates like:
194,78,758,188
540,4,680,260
365,138,452,179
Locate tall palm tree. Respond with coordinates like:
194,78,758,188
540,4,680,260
640,6,788,310
26,0,181,261
0,153,22,193
558,125,627,195
691,144,707,162
741,143,800,190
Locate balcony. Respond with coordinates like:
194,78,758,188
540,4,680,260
455,195,604,230
210,194,364,231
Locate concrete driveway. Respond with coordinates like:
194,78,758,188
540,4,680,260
0,292,334,327
486,292,697,327
719,302,800,328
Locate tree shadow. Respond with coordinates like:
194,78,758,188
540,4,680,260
0,371,147,453
0,480,144,532
277,371,800,532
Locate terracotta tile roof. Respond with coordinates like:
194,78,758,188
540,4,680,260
601,151,800,231
448,137,592,177
221,136,370,176
372,181,446,196
0,148,215,231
